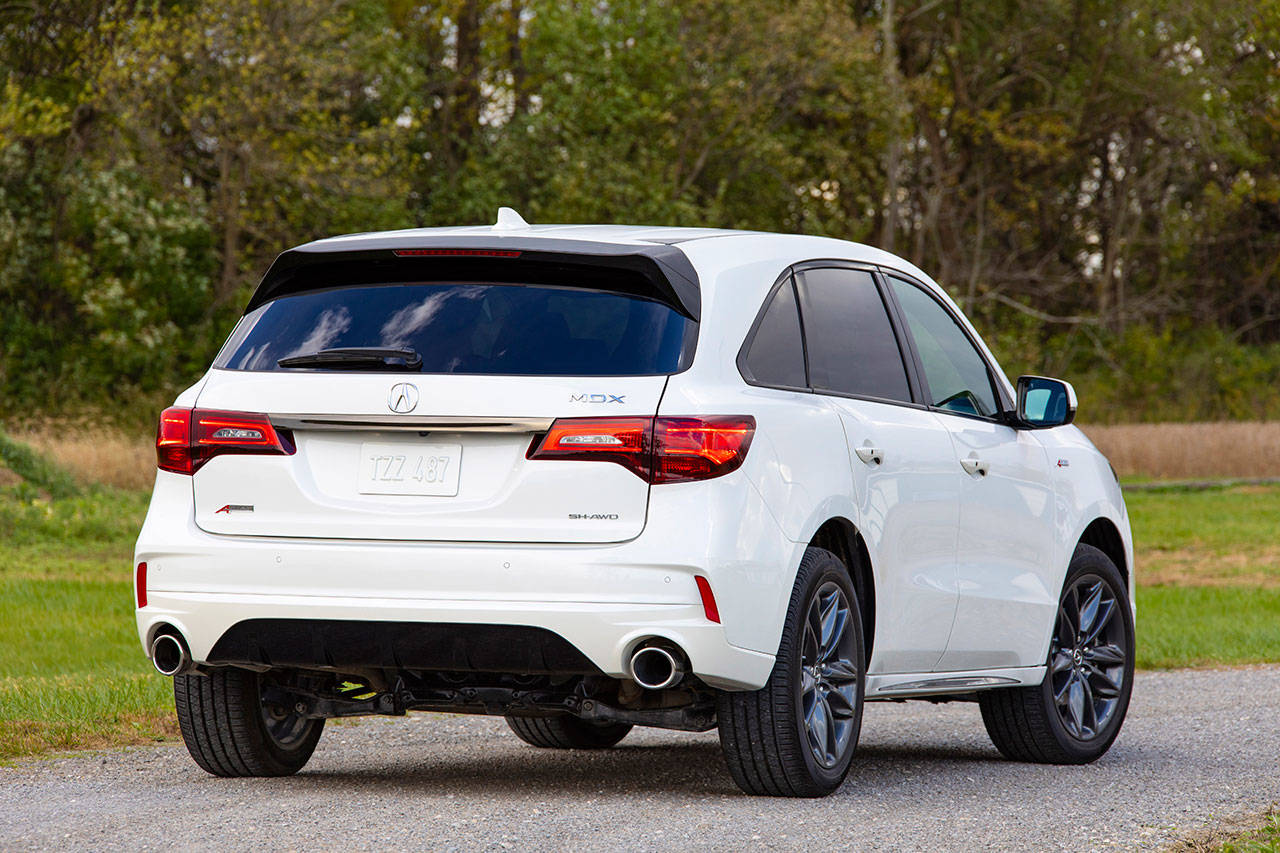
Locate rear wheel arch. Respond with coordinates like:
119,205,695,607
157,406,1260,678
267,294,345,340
809,517,875,667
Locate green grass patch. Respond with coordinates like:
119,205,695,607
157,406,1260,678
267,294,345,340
0,474,168,761
1137,586,1280,669
1126,484,1280,554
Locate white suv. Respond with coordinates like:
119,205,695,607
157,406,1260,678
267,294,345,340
135,212,1135,797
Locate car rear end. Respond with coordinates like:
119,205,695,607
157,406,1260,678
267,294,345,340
133,238,777,722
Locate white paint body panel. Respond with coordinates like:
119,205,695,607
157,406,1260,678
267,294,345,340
135,224,1133,693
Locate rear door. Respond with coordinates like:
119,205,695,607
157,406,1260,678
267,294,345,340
792,265,963,674
192,271,695,544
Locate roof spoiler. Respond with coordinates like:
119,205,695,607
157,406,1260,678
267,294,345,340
246,236,702,321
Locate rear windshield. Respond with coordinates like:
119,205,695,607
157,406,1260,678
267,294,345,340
215,283,695,376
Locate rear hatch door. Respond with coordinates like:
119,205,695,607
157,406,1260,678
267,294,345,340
190,249,696,544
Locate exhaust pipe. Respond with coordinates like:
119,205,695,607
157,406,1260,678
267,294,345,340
629,642,686,690
150,632,193,677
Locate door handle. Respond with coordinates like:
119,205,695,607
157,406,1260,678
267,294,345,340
855,444,883,466
960,454,989,477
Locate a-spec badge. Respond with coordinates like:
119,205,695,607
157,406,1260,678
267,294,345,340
388,382,419,413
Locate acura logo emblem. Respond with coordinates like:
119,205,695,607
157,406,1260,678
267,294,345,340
388,383,419,414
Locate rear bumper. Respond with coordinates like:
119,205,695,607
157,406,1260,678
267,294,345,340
134,472,780,690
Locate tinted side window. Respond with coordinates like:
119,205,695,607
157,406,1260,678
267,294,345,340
742,279,806,388
796,268,911,403
888,276,999,417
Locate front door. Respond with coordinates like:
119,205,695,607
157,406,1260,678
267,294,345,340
884,275,1057,671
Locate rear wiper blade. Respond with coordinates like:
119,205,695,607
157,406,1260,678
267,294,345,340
277,347,423,370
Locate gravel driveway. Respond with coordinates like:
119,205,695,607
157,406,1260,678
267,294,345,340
2,667,1277,851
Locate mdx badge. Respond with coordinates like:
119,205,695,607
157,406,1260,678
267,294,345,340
570,393,626,404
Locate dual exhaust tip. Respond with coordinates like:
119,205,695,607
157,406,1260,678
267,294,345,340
150,631,193,677
629,641,686,690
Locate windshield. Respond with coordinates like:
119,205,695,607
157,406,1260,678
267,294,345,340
215,282,694,376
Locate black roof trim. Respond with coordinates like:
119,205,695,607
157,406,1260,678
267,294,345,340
246,236,701,320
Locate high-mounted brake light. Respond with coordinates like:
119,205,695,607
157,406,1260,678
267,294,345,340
392,248,522,258
527,415,755,484
156,407,293,475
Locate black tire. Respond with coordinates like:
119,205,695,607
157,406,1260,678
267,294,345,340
979,544,1135,764
174,668,324,777
504,714,632,749
717,546,865,797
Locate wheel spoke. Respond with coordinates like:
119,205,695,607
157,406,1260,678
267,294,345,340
1050,649,1074,674
1085,663,1123,698
801,668,818,697
825,687,857,720
818,593,842,652
1077,582,1104,636
1066,675,1086,736
1084,642,1125,667
805,600,824,662
822,659,859,685
1082,596,1117,646
807,697,829,758
823,696,839,760
1057,605,1077,647
821,607,849,663
1080,674,1098,736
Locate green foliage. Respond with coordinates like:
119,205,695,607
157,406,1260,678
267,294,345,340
0,434,79,500
1,0,1280,420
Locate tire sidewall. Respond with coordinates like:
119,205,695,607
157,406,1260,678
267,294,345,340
786,549,866,789
1039,547,1135,761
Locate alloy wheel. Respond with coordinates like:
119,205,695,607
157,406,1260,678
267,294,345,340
1049,575,1128,740
800,581,860,768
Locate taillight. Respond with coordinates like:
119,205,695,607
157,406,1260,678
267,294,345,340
527,415,754,484
651,416,755,484
525,417,653,480
156,407,293,475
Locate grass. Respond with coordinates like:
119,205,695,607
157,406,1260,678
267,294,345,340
0,428,1278,762
0,445,171,762
1221,813,1280,853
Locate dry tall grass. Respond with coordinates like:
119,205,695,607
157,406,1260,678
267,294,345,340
1083,422,1280,481
10,426,154,491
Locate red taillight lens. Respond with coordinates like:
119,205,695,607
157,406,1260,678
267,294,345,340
157,407,194,474
527,415,755,484
651,416,755,484
156,407,293,475
526,417,654,480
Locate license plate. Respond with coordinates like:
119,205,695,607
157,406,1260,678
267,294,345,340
357,442,462,496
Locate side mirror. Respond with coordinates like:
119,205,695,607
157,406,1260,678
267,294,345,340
1015,375,1077,428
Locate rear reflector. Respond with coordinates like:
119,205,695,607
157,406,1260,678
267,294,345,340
135,562,147,609
527,415,754,484
156,407,294,475
695,576,721,623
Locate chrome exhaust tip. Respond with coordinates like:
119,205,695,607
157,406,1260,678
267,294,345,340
150,632,192,677
629,643,686,690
